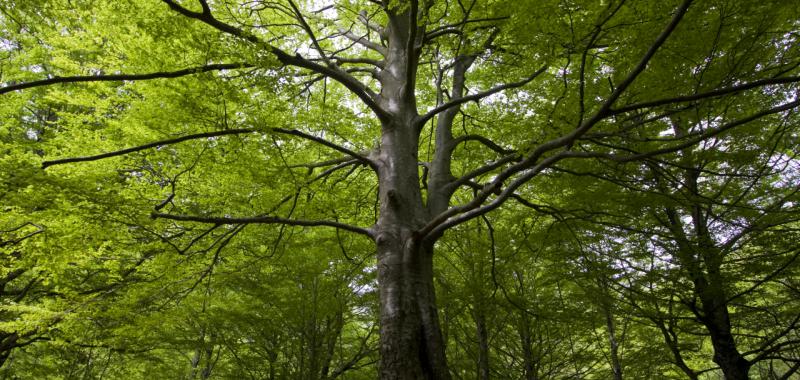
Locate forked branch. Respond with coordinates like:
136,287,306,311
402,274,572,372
420,0,696,238
161,0,390,121
609,76,800,115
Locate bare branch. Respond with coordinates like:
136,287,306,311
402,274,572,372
358,10,386,40
333,56,384,68
288,0,331,65
446,153,520,193
151,212,374,238
270,128,376,169
42,128,257,169
287,155,361,169
424,16,510,43
610,76,800,115
0,63,253,95
161,0,261,43
422,96,799,240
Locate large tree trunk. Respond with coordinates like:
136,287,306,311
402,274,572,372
374,67,450,378
376,235,450,379
661,134,751,380
372,3,452,377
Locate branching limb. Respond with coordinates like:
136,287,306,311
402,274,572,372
288,0,331,65
270,128,376,169
726,248,800,304
358,10,386,40
416,65,548,127
332,56,384,68
423,96,799,240
0,63,253,95
287,155,362,170
445,153,520,193
423,16,509,43
161,0,390,121
0,223,44,247
161,0,261,43
419,0,695,239
151,212,374,238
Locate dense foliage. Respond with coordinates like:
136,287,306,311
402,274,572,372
1,0,799,378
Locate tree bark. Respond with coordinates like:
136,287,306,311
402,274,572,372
659,148,751,380
374,62,451,379
376,236,450,379
372,4,452,377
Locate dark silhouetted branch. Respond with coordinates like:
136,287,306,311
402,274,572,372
42,129,257,169
610,76,800,115
0,63,253,95
151,212,374,237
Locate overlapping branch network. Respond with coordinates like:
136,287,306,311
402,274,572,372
417,0,800,241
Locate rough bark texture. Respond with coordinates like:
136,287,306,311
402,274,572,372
372,6,452,376
371,2,476,377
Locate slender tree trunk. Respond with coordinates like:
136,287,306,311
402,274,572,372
602,305,623,380
518,315,539,380
474,308,490,380
652,317,698,380
320,312,344,379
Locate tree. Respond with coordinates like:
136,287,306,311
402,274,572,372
2,0,799,378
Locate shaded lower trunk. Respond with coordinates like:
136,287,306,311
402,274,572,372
695,270,750,380
376,232,450,380
702,300,750,380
